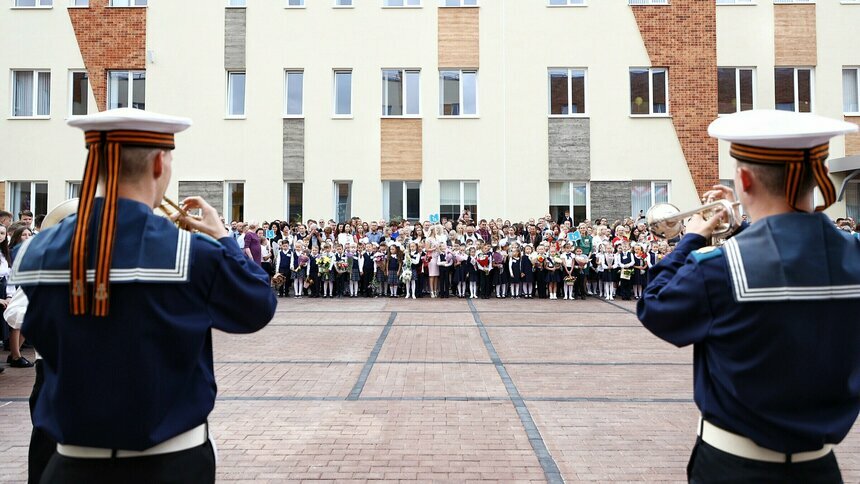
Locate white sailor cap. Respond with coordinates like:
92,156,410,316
708,109,857,149
708,110,858,212
68,107,192,135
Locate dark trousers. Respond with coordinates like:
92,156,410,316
41,440,216,484
29,360,55,484
687,440,843,484
534,270,546,298
573,271,588,299
479,271,492,298
618,278,633,300
438,266,449,297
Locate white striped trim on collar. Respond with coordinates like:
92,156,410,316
724,237,860,302
9,230,192,285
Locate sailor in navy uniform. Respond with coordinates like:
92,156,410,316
637,110,860,483
9,108,276,484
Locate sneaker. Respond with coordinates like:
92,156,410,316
9,356,34,368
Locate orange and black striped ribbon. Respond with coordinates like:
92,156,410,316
69,130,175,317
729,143,835,212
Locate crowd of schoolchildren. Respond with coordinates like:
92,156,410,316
230,210,675,302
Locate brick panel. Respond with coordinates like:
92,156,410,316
178,181,224,216
631,1,718,197
548,118,590,181
68,0,146,111
774,4,817,66
225,8,246,70
381,118,423,181
590,181,632,223
283,119,305,181
845,117,860,156
438,7,479,68
0,182,5,211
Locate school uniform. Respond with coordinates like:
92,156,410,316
387,256,401,287
521,255,534,284
633,253,648,288
350,255,362,282
599,254,615,284
464,256,478,282
616,251,634,300
307,254,319,297
360,252,374,297
453,255,467,285
437,252,451,298
509,257,523,285
276,249,293,296
573,258,588,300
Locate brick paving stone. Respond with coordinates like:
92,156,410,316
377,326,490,362
507,364,692,400
361,363,507,398
0,298,857,483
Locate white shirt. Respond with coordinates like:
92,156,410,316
0,254,13,298
337,232,353,246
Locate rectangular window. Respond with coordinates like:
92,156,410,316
227,71,246,117
227,0,245,5
631,181,670,218
287,0,304,6
284,182,303,223
548,0,585,5
383,181,421,221
8,182,48,218
629,0,668,4
384,0,421,6
284,70,304,116
108,70,145,110
109,0,147,6
335,0,352,5
334,70,352,116
334,181,352,222
716,0,755,4
843,67,859,114
846,181,859,222
548,68,586,115
444,0,478,6
71,0,88,6
630,67,668,115
70,70,88,116
225,182,244,222
439,70,477,116
14,0,52,6
382,69,420,116
775,67,813,113
773,0,814,4
67,181,81,200
12,70,51,117
718,67,755,114
549,182,588,225
439,180,478,221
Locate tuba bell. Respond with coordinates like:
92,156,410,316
646,200,742,244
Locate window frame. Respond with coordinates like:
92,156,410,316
717,67,756,115
845,180,859,222
226,70,246,118
843,67,860,115
334,0,353,6
383,0,422,7
439,180,479,221
6,181,48,218
441,0,479,6
774,66,814,113
773,0,814,4
107,70,145,111
68,0,89,7
283,181,304,223
68,69,89,118
382,181,422,221
12,0,53,7
546,0,586,6
108,0,147,7
226,0,246,7
629,67,669,117
333,69,353,118
439,69,479,117
10,69,51,118
284,69,304,118
286,0,305,7
66,180,81,200
547,67,588,117
224,181,245,222
548,181,591,224
333,181,353,223
631,180,671,218
382,68,421,117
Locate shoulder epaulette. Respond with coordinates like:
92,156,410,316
690,245,723,263
194,232,222,248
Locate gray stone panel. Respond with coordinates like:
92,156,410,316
590,181,632,223
224,9,246,70
178,181,224,216
283,119,305,181
548,118,590,181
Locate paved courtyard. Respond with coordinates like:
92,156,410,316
1,298,858,483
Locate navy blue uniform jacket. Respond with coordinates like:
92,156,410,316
10,199,277,450
637,212,860,453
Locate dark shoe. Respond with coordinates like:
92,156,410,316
9,356,34,368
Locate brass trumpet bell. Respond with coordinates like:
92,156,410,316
646,200,741,241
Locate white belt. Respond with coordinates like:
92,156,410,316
698,418,833,464
57,423,208,459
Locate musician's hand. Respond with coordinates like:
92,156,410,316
701,184,736,204
175,197,230,239
685,208,727,240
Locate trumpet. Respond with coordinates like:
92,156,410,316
43,196,199,229
646,199,742,243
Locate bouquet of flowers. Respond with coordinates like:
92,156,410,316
293,255,309,272
477,253,491,272
335,260,350,274
574,255,589,268
455,252,468,264
564,275,576,286
532,253,546,266
318,255,333,276
552,255,563,267
492,251,504,268
400,267,413,283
